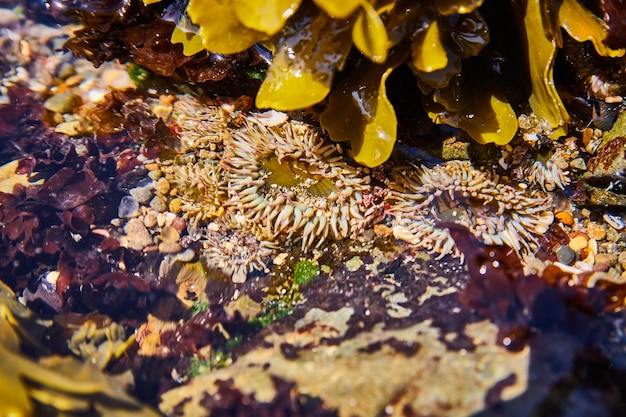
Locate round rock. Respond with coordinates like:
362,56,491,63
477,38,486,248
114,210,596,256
556,245,576,265
118,196,139,218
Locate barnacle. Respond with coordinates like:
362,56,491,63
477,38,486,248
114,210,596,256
199,213,277,283
221,117,373,251
388,161,554,259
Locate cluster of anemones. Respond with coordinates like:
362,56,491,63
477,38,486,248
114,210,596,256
387,161,554,259
163,97,377,281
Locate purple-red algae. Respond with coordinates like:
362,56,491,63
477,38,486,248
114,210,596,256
447,222,626,351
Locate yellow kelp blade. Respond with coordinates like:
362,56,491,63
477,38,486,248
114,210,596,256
519,0,569,139
428,83,518,145
0,310,32,417
435,0,484,15
256,6,353,110
411,18,448,73
313,0,361,19
352,1,389,63
171,26,205,56
556,0,625,58
356,66,397,165
233,0,302,36
321,50,405,167
187,0,267,54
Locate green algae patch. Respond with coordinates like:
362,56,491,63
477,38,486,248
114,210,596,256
293,260,319,286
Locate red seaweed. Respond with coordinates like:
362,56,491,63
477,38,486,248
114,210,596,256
444,223,626,351
602,0,626,49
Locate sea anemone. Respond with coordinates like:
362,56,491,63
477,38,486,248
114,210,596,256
221,117,373,251
199,213,277,283
171,96,231,154
519,150,571,192
163,158,226,225
388,161,554,259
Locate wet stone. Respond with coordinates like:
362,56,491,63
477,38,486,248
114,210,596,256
130,186,153,204
43,91,81,114
155,177,171,195
174,249,196,262
587,222,607,241
150,196,168,213
159,241,182,254
569,157,587,171
596,253,617,267
143,212,158,228
118,196,139,218
124,218,153,250
556,245,576,265
569,235,589,251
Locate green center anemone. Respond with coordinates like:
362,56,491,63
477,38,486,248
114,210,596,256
388,161,554,259
222,117,374,250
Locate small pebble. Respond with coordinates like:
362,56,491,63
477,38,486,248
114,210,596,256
586,222,606,241
159,241,183,254
569,235,588,251
165,212,177,226
157,212,167,227
124,218,153,250
172,216,186,233
148,170,162,180
596,253,617,266
57,62,76,80
569,158,587,171
555,211,574,226
155,177,171,195
118,196,139,218
130,186,153,204
159,225,180,243
173,249,196,263
43,91,81,114
102,67,135,90
556,245,576,265
587,238,598,255
143,212,158,228
619,252,626,269
273,252,289,266
55,120,86,136
374,224,394,238
150,196,168,213
0,9,21,25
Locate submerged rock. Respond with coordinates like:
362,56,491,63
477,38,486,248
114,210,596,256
584,136,626,207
